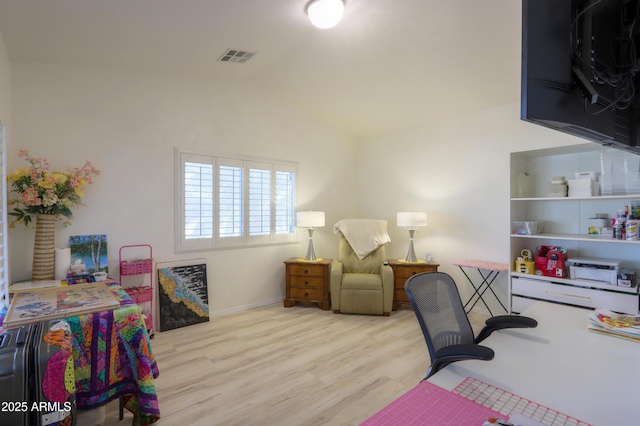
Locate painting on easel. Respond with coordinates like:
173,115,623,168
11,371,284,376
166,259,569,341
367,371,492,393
157,259,209,331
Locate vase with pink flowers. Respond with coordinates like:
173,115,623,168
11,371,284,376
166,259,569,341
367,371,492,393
7,149,100,280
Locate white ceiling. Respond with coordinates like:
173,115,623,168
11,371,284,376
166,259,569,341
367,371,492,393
0,0,522,138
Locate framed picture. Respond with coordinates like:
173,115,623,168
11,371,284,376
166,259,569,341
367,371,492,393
157,259,209,331
69,234,108,274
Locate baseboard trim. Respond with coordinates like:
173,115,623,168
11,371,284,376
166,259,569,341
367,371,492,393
210,297,283,318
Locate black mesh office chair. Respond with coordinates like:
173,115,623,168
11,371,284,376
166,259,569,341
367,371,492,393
405,272,537,380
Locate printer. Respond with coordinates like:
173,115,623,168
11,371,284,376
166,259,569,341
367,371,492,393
568,258,620,285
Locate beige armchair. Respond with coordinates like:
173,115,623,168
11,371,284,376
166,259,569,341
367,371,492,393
330,220,394,316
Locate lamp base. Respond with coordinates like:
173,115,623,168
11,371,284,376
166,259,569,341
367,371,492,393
399,258,426,264
296,257,324,262
304,229,318,261
404,231,418,262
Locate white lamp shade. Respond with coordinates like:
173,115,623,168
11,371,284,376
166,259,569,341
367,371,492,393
397,212,427,227
297,211,326,228
306,0,345,29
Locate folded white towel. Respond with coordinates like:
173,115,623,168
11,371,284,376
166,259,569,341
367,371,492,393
334,219,391,259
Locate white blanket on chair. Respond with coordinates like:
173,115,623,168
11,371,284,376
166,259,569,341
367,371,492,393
333,219,391,260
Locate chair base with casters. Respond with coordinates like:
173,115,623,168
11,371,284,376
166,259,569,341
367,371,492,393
405,271,537,381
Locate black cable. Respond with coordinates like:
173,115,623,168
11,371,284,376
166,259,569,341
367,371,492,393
572,0,640,113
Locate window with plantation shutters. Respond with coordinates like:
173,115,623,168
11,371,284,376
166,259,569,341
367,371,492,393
175,149,297,252
0,123,8,308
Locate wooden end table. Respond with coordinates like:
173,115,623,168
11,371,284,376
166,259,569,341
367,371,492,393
388,259,439,310
283,257,332,310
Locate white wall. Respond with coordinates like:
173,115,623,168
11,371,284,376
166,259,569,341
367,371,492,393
6,60,601,318
9,62,358,315
358,103,587,314
0,32,10,139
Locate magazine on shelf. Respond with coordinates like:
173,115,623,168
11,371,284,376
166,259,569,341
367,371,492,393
587,308,640,342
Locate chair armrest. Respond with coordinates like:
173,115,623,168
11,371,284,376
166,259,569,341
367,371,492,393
380,263,394,313
429,344,495,377
475,315,538,344
330,261,344,311
436,343,495,360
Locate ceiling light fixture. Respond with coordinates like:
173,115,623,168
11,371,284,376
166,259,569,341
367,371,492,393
306,0,345,29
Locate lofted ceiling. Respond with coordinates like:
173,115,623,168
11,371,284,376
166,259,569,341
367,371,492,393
0,0,522,139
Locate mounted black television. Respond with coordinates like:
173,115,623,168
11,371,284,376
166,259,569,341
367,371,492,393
521,0,640,152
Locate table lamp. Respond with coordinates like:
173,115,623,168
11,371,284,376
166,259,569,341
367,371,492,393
397,212,427,263
296,211,325,261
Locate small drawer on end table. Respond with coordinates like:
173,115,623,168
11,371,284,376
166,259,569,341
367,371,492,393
288,263,325,277
288,276,325,288
289,287,325,301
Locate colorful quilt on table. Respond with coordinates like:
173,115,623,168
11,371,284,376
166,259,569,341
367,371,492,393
68,284,160,425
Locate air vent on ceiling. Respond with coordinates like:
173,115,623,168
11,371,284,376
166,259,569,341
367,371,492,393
218,49,256,63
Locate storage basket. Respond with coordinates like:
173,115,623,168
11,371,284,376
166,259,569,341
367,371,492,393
125,286,152,304
515,260,535,274
512,221,543,235
120,260,153,275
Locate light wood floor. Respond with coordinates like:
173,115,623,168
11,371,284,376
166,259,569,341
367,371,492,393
103,303,489,426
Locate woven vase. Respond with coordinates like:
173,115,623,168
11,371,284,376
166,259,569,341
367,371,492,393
32,214,57,281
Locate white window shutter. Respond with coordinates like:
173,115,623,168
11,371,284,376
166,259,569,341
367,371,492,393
218,160,244,240
184,161,214,239
0,124,8,308
248,164,271,237
275,168,296,235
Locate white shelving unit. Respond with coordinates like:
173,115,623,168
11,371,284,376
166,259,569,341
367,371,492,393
509,143,640,315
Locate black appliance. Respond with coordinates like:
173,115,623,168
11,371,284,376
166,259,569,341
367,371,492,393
0,321,76,426
521,0,640,152
0,324,34,426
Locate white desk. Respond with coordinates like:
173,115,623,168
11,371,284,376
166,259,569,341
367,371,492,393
428,301,640,425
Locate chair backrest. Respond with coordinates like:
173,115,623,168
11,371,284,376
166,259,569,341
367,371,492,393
338,235,386,274
405,272,475,360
